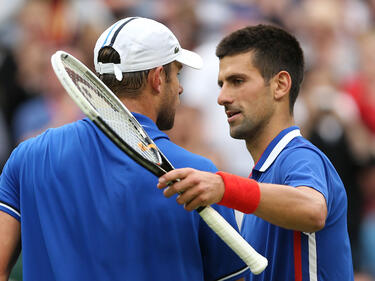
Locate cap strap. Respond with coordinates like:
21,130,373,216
96,62,123,81
113,65,123,81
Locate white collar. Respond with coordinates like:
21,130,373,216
256,128,302,172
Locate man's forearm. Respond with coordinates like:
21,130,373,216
0,212,21,281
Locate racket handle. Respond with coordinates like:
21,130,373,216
198,206,268,275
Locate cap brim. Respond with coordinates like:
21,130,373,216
175,48,203,70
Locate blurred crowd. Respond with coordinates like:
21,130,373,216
0,0,375,280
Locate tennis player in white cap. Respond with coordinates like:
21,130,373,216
0,17,249,281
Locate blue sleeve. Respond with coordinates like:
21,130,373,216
199,204,249,281
0,145,23,221
279,147,329,202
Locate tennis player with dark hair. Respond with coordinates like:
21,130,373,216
158,24,354,281
0,17,248,281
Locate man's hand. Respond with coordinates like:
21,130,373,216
157,168,225,211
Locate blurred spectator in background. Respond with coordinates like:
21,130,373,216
155,0,201,50
0,0,112,145
0,112,10,169
291,0,362,82
342,29,375,143
166,104,224,171
11,41,83,143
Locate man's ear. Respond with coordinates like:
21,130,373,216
273,71,291,100
148,66,164,93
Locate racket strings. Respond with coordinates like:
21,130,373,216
63,63,161,164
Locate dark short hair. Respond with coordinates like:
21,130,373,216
97,47,172,98
216,24,304,114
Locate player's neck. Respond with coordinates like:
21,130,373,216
246,116,295,164
119,96,158,124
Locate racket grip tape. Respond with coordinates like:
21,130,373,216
198,206,268,275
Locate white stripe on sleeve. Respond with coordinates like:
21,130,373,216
217,266,249,281
0,202,21,219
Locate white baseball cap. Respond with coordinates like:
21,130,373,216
94,17,203,81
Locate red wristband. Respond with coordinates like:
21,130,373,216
216,171,260,214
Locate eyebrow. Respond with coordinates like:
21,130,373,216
227,73,246,79
218,73,246,84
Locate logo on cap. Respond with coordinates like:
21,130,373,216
174,46,179,54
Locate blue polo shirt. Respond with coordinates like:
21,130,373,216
241,126,353,281
0,113,249,281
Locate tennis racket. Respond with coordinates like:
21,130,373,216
50,50,268,275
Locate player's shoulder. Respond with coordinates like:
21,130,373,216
157,139,218,173
15,119,89,154
282,136,329,162
170,145,218,172
276,136,336,176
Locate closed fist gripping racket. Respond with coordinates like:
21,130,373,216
51,50,268,275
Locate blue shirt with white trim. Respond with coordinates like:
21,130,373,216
0,113,249,281
241,126,354,281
